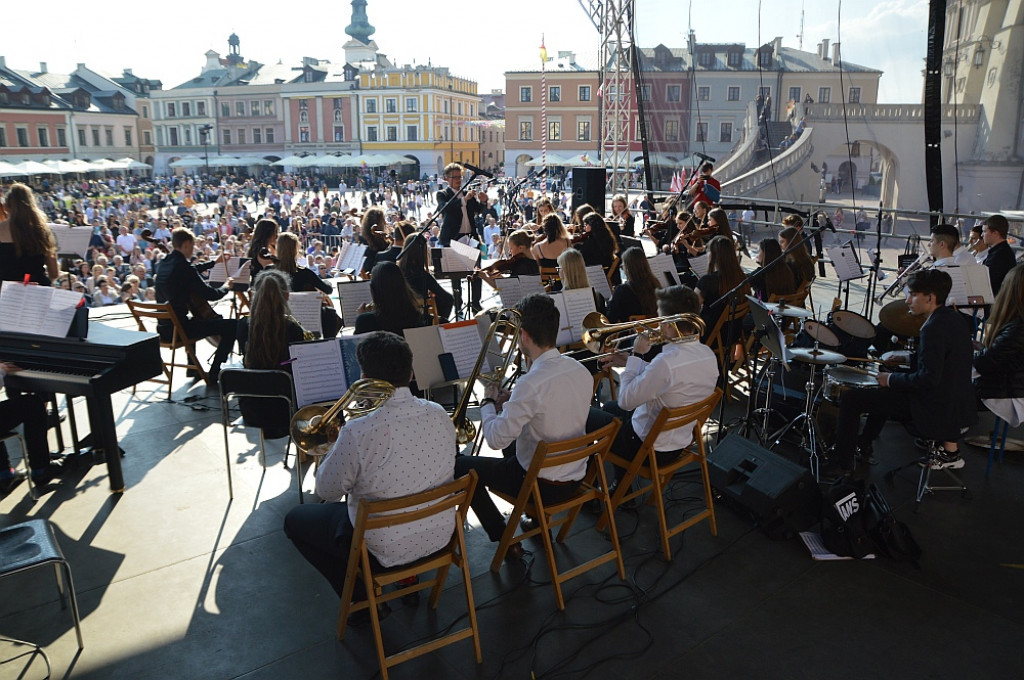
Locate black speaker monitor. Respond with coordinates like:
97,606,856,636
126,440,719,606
571,167,606,214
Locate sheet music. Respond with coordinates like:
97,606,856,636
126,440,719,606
338,243,367,272
936,264,994,306
438,320,484,379
234,259,252,280
689,253,710,278
647,254,679,286
208,256,240,283
337,335,363,388
517,275,546,298
585,265,614,301
493,277,523,308
405,325,445,388
289,339,346,408
440,240,480,272
49,224,93,257
826,242,864,282
336,280,373,326
552,288,598,346
288,292,323,336
0,281,83,337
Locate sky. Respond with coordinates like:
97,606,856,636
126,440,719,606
4,0,928,102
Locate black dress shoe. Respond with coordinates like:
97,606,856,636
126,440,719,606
503,543,525,563
519,514,539,532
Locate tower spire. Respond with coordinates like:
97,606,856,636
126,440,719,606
345,0,375,45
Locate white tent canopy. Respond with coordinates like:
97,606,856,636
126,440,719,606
524,154,567,167
12,160,57,175
168,157,206,169
0,160,27,177
271,155,307,167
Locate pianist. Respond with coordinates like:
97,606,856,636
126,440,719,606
154,228,238,386
1,361,63,493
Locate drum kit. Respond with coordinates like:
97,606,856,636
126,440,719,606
750,298,922,481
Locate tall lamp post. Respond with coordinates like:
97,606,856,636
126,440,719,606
200,124,213,190
448,84,455,163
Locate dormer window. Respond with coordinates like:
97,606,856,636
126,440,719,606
698,51,713,67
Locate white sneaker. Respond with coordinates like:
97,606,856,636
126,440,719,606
931,450,965,470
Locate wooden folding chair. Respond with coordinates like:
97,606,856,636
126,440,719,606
605,255,621,289
425,292,440,326
489,420,625,610
231,289,250,318
127,300,206,399
337,472,482,680
705,299,750,400
539,265,560,287
597,389,722,561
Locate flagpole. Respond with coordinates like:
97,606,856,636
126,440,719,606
540,35,547,170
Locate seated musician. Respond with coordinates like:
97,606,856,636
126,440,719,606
607,247,661,323
397,235,454,322
974,264,1024,418
275,232,340,338
477,229,540,288
372,221,416,265
981,214,1016,295
354,261,427,336
245,218,279,284
587,285,718,489
575,213,619,277
696,236,750,345
750,238,797,301
929,223,976,266
531,214,572,268
778,227,816,291
154,227,238,386
454,294,592,558
235,270,312,439
828,269,976,477
610,194,635,238
0,183,61,285
283,331,457,616
558,248,604,312
359,208,391,278
1,362,64,493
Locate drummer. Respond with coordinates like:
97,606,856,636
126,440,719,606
825,269,976,478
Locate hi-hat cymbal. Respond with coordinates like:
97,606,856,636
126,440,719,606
790,347,846,365
764,302,813,318
879,300,925,337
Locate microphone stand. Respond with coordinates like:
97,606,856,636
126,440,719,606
707,222,830,443
864,201,884,320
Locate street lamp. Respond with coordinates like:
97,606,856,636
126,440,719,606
200,124,213,177
448,84,454,163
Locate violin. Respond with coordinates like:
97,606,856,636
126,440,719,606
139,228,170,254
473,252,528,280
259,247,280,264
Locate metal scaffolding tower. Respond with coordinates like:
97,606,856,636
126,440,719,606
578,0,636,197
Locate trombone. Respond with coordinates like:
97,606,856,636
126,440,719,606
570,311,706,362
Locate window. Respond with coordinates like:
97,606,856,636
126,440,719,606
334,109,342,122
124,127,132,146
235,101,245,116
757,49,772,67
333,97,343,109
577,120,591,141
720,122,733,142
365,99,377,113
385,98,397,113
298,127,309,142
443,99,448,114
547,120,560,141
406,125,418,141
221,102,231,118
406,97,417,112
386,126,397,141
92,129,101,146
728,51,742,67
197,101,206,116
334,126,345,142
251,101,260,117
169,127,179,146
143,130,152,145
698,51,713,67
665,119,679,141
155,128,163,145
299,110,308,123
818,87,831,103
366,126,378,141
265,128,274,143
697,86,710,101
182,102,191,117
788,87,802,103
667,85,681,102
141,104,149,118
579,85,591,101
57,127,67,147
238,129,246,144
728,86,740,101
167,102,176,117
639,85,652,101
253,128,261,144
183,127,191,145
848,87,861,103
549,86,561,102
264,100,274,116
299,99,308,110
696,122,708,142
78,128,87,146
519,120,532,140
520,86,532,102
222,129,231,145
457,102,462,115
458,127,463,141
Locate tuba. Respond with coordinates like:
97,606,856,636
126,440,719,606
289,378,395,457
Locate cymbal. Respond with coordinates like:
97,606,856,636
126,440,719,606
879,300,925,337
764,302,813,318
790,347,846,365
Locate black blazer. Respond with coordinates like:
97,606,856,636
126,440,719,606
154,249,229,336
436,187,483,246
289,266,332,295
888,305,977,440
974,319,1024,399
983,241,1016,294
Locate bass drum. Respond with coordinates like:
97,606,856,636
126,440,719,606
816,366,879,449
828,310,875,358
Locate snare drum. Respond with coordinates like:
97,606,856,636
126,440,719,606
821,365,879,403
828,310,875,358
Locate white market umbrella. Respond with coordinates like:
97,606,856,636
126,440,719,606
524,154,566,167
168,157,206,168
234,155,271,166
42,160,77,174
0,160,28,177
66,159,100,172
271,155,307,167
13,160,57,175
204,155,242,166
558,153,607,167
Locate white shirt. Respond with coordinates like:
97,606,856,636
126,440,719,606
459,196,472,235
480,349,592,482
116,233,136,255
618,339,719,452
315,387,457,568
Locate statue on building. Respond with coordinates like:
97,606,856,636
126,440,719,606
346,0,375,45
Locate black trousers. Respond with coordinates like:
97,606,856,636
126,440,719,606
0,394,50,472
283,502,375,601
183,317,238,372
587,403,683,483
834,387,911,468
454,454,581,542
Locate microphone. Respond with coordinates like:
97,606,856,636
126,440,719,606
694,152,717,163
462,163,494,179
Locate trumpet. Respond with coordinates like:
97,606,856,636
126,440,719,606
575,311,706,361
874,252,932,304
289,378,395,457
